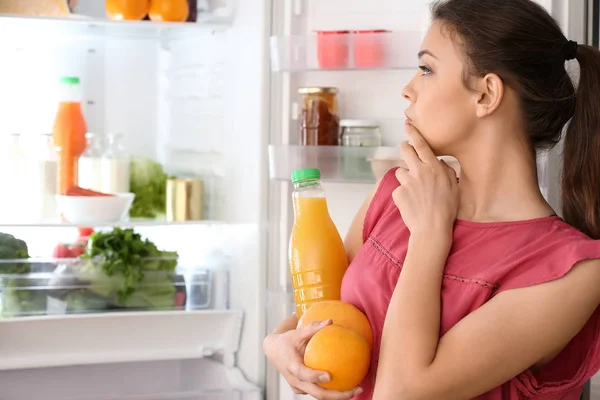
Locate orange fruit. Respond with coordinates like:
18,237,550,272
148,0,189,22
297,300,374,347
105,0,149,21
304,325,371,391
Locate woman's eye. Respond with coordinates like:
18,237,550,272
419,65,432,75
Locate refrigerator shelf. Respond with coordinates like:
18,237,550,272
0,11,232,43
0,309,243,370
270,31,423,72
0,219,228,229
269,144,460,184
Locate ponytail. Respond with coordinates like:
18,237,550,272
562,44,600,239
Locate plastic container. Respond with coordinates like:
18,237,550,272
316,30,350,69
52,76,88,195
0,258,227,318
353,30,391,68
288,168,348,318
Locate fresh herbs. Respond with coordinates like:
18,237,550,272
82,228,178,303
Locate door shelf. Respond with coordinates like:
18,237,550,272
270,31,422,72
268,144,459,183
0,310,243,370
269,144,401,184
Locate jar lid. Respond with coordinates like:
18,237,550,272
298,87,339,94
340,119,380,128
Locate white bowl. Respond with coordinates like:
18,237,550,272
56,193,135,224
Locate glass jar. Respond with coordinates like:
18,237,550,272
101,133,130,194
22,133,58,222
339,120,382,181
298,87,340,146
78,133,104,191
340,120,382,147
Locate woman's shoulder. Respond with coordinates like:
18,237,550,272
482,217,600,294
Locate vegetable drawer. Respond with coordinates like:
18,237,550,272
0,258,229,317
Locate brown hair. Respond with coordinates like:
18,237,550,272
432,0,600,239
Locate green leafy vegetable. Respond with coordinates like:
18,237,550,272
82,228,178,304
0,232,30,274
0,233,47,317
129,156,169,218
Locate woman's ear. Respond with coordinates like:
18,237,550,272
473,73,504,118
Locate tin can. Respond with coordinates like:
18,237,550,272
166,178,204,221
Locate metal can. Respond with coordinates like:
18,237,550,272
298,87,340,146
166,178,204,221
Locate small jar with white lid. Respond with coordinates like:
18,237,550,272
339,119,382,147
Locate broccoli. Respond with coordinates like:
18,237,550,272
0,233,46,317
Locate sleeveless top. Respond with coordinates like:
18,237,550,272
341,167,600,399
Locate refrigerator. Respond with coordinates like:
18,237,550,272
0,0,591,399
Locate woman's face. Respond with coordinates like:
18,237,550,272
403,20,478,156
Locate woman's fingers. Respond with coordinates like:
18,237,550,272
294,320,332,345
295,380,363,400
400,141,422,169
288,360,330,384
395,166,410,185
405,124,437,164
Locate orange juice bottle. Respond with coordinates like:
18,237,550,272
52,76,88,195
289,168,348,318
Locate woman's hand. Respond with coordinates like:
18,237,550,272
393,126,459,238
263,319,363,399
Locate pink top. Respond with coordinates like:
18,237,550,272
341,167,600,399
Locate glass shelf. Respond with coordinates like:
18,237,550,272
268,144,459,183
269,144,401,183
0,219,227,228
0,11,233,43
270,31,422,72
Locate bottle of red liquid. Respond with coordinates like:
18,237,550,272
52,76,88,195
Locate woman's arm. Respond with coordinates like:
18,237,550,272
373,236,600,400
372,130,600,400
344,179,382,263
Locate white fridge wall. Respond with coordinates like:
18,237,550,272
100,0,271,388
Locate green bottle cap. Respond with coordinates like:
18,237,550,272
291,168,321,183
60,76,80,85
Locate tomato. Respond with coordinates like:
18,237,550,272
78,227,94,238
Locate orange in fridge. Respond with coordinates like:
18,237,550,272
105,0,149,20
289,168,348,318
297,300,373,348
304,325,371,392
148,0,189,22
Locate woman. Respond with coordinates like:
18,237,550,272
264,0,600,398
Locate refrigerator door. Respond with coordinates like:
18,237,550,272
266,0,595,399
